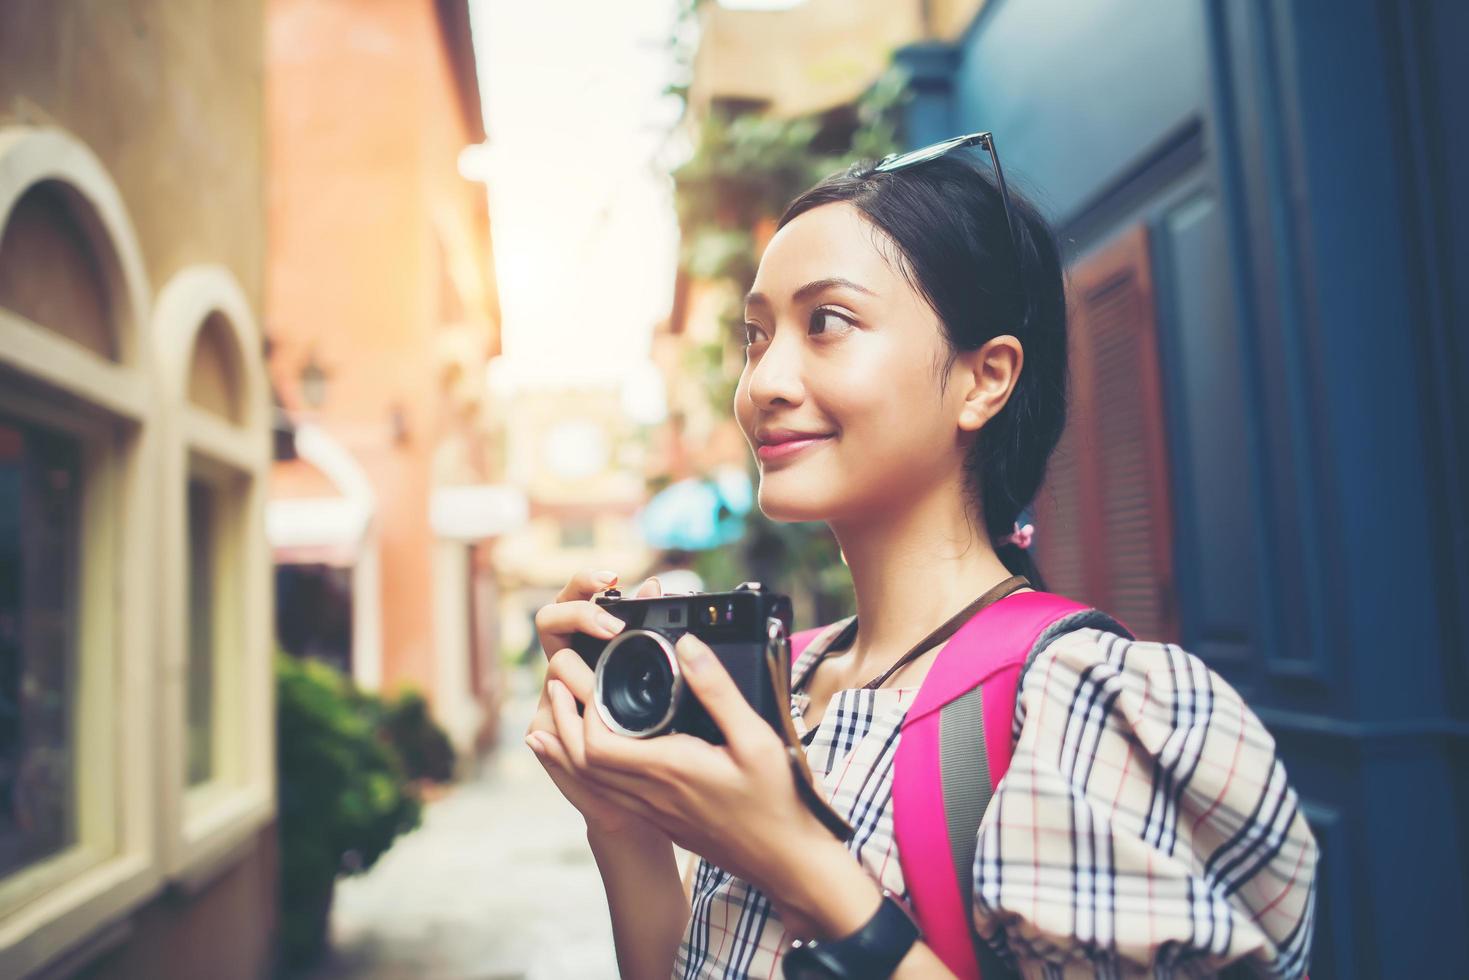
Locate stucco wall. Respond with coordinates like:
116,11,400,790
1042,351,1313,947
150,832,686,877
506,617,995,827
0,0,265,315
265,0,497,707
0,3,274,977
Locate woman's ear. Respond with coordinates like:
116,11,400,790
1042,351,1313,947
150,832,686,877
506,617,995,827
955,335,1024,432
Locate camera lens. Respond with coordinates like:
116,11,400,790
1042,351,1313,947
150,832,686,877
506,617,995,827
595,631,681,736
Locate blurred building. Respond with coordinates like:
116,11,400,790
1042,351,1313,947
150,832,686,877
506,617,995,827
0,3,276,978
879,0,1464,974
263,0,512,761
487,379,652,660
686,0,979,119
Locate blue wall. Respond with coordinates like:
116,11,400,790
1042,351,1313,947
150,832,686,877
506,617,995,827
895,0,1469,974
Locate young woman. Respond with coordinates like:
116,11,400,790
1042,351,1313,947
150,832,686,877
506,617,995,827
524,139,1318,979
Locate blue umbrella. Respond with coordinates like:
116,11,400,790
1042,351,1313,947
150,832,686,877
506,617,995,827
638,468,752,550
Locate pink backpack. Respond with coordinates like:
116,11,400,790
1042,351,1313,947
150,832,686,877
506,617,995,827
790,591,1129,979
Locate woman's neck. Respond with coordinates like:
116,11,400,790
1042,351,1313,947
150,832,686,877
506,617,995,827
829,478,1014,675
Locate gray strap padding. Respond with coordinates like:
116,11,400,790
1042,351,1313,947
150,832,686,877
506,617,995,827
940,687,1017,978
940,684,990,922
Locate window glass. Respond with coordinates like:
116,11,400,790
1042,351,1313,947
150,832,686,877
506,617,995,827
186,479,215,786
0,412,81,877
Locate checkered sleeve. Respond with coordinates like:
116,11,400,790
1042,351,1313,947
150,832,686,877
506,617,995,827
972,629,1318,979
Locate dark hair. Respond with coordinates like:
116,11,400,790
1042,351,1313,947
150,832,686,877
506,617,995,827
775,152,1068,583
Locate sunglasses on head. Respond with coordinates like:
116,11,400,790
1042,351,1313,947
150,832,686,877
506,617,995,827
872,131,1025,293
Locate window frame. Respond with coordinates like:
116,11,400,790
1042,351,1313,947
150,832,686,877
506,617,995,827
0,125,162,974
152,266,274,890
0,390,119,917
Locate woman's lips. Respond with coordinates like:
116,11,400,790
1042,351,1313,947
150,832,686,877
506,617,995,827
756,434,834,463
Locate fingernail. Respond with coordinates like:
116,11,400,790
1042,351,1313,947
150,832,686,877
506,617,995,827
594,570,619,587
548,680,565,699
598,612,625,635
525,734,544,754
644,575,661,592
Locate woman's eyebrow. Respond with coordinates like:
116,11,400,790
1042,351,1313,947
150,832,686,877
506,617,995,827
744,277,877,310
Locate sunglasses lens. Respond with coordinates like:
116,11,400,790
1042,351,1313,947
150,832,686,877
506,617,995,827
877,139,957,172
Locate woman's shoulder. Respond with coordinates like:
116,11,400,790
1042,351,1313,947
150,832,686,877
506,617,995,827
1024,624,1240,703
991,625,1319,976
1017,623,1289,795
1025,621,1165,678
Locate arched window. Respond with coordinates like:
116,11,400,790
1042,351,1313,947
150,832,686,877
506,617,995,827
152,267,272,881
0,126,159,970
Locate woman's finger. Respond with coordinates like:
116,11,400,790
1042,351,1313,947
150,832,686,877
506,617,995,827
537,575,661,663
554,569,621,604
546,648,597,701
551,575,656,652
672,633,776,761
535,599,626,648
529,732,674,831
527,729,572,770
535,570,628,663
547,679,589,769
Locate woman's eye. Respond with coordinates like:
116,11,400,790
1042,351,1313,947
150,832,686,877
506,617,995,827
741,311,849,349
808,308,852,336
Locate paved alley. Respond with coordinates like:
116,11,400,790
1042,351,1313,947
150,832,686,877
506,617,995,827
306,669,620,980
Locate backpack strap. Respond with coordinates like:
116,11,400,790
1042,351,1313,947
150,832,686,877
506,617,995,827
788,599,1130,977
894,593,1129,979
939,684,1019,980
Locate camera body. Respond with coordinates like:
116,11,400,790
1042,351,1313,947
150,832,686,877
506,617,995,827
570,582,793,742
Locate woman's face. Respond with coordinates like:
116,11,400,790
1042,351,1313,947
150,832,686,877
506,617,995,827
735,201,971,524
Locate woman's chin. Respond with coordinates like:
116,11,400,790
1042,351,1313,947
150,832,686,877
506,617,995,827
756,479,832,524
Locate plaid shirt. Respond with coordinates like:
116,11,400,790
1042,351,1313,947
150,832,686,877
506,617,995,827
673,626,1318,979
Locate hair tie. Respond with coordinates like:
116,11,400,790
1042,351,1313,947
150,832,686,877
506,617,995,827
1000,522,1034,550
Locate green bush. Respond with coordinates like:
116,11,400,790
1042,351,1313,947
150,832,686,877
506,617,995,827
373,688,457,784
275,654,425,968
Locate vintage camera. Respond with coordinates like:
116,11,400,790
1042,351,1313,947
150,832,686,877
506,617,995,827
571,582,793,742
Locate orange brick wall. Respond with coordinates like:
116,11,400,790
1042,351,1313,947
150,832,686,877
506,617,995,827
265,0,495,701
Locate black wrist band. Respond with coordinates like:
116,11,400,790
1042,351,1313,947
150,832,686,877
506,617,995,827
781,890,920,980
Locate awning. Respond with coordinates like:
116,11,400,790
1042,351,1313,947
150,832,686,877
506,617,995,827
637,467,753,551
430,483,529,540
267,423,375,567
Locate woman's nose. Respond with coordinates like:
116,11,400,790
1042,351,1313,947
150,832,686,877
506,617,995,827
744,333,805,409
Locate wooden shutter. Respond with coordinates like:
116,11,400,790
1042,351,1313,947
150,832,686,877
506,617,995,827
1033,225,1179,642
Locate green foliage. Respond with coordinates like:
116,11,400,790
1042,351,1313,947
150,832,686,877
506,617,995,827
845,68,910,163
275,654,427,967
673,70,908,221
674,113,831,228
372,688,457,784
683,339,740,418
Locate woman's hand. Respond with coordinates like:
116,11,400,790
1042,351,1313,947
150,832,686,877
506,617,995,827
525,570,666,838
542,628,837,904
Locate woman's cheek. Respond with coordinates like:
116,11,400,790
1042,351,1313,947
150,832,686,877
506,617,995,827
732,372,756,447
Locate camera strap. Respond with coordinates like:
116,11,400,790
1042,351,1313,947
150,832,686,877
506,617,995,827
765,628,858,841
794,575,1032,697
